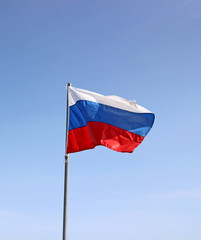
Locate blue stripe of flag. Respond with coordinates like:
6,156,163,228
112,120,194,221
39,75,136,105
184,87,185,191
69,100,154,137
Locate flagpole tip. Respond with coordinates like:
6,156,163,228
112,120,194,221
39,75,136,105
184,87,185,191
65,83,72,90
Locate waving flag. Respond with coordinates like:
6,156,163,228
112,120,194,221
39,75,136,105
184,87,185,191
67,86,154,153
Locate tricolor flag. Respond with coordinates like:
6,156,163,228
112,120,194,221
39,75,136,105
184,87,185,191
67,86,154,154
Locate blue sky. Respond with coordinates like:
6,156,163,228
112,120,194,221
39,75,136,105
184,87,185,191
0,0,201,239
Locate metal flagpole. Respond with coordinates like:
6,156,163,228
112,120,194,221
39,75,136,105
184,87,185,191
62,83,71,240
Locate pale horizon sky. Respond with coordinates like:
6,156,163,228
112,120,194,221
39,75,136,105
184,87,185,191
0,0,201,239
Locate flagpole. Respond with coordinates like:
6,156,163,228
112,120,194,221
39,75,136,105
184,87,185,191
62,83,71,240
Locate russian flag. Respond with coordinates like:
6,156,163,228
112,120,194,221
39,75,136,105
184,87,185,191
67,86,155,154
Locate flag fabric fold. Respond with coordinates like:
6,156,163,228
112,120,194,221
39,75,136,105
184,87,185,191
67,86,154,153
